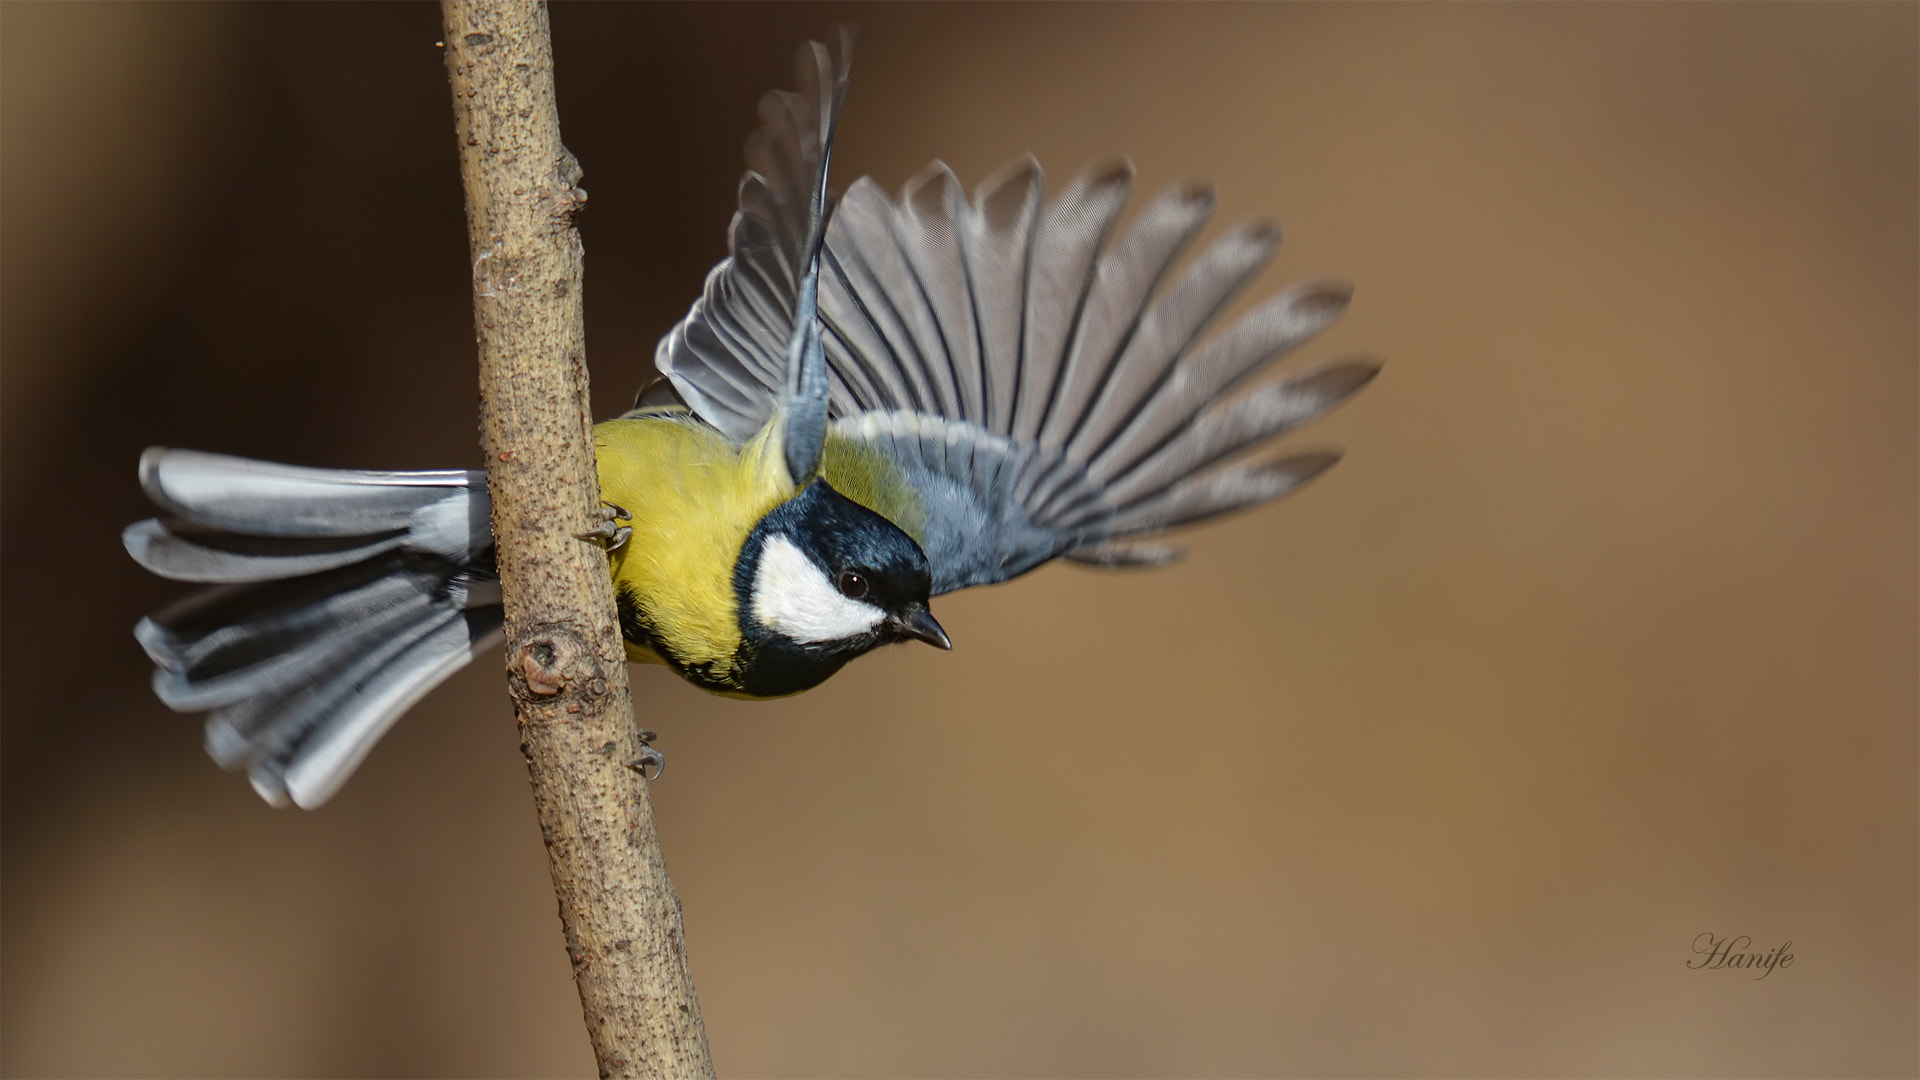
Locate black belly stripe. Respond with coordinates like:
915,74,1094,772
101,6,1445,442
615,582,743,695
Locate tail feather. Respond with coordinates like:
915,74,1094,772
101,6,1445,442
140,562,442,712
123,518,411,583
212,606,504,809
276,609,503,809
126,448,503,808
140,448,482,538
199,591,448,770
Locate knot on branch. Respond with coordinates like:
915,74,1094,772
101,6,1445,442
546,152,588,219
507,623,607,711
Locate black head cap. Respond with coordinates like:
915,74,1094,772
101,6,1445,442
733,479,948,697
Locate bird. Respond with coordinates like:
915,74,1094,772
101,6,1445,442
124,31,1379,809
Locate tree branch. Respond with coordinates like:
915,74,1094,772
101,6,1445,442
439,3,713,1076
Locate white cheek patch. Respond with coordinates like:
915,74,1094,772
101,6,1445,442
751,535,885,643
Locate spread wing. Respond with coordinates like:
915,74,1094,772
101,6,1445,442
654,37,1379,595
653,29,849,486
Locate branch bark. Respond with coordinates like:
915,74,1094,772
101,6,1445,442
439,3,713,1076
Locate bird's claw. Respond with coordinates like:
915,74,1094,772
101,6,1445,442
575,502,634,550
576,522,633,549
626,728,664,782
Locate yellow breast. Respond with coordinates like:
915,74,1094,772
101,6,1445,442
591,410,927,684
593,414,788,673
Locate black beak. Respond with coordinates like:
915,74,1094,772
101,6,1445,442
892,606,952,650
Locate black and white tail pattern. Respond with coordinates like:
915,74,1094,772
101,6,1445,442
125,449,503,808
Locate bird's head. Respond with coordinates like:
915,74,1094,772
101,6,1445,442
732,478,948,697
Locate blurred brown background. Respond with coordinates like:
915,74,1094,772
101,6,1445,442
3,3,1913,1076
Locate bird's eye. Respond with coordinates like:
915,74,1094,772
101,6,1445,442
837,571,868,599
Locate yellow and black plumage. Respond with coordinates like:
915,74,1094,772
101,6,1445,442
595,409,942,699
124,32,1378,808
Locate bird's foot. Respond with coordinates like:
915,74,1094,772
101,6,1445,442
575,502,633,550
626,728,664,781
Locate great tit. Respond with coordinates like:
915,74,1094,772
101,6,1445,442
124,33,1379,808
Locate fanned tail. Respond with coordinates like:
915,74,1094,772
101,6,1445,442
125,448,502,808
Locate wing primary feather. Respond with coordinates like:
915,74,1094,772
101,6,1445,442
821,249,925,411
1016,451,1110,531
966,155,1044,434
1036,178,1216,454
1091,358,1378,514
1100,449,1344,535
819,331,878,413
1066,218,1281,468
778,33,853,484
658,30,854,449
825,182,948,412
1062,539,1186,567
1013,159,1135,445
896,162,986,425
881,165,969,420
1088,279,1353,483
